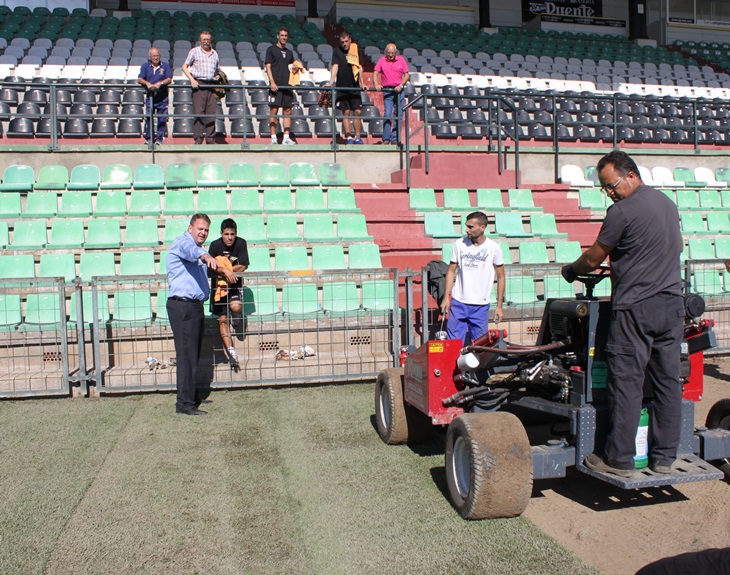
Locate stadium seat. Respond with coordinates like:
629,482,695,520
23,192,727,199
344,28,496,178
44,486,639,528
695,167,727,188
197,163,227,188
246,247,272,272
518,241,549,264
495,213,533,237
111,290,153,326
530,213,568,237
543,275,576,299
243,284,281,319
717,237,730,258
11,220,47,249
424,212,461,238
289,162,319,186
263,188,295,213
0,254,35,281
165,163,196,188
229,188,261,213
94,191,127,216
133,163,165,189
409,188,439,210
688,238,715,259
23,293,64,330
553,240,582,263
674,166,706,188
39,253,76,281
652,166,685,188
163,219,187,244
0,294,22,331
319,162,349,187
236,216,267,243
0,192,21,217
312,244,346,270
715,167,730,186
163,189,194,215
22,192,58,217
228,163,258,187
361,280,395,312
303,214,337,242
79,252,116,281
506,275,538,306
497,241,512,265
578,188,606,210
266,215,300,242
322,281,360,316
0,165,35,192
0,222,7,248
337,213,373,241
69,290,111,327
58,191,92,217
692,269,724,296
326,187,358,212
197,188,229,214
100,164,133,189
348,244,382,268
274,246,309,271
119,251,156,275
560,164,593,187
124,219,160,247
259,163,288,187
707,212,730,234
157,251,169,275
34,164,69,190
85,218,121,249
48,219,84,248
508,188,543,211
680,213,711,235
128,191,161,216
699,190,724,211
282,284,322,318
443,188,473,210
295,188,326,212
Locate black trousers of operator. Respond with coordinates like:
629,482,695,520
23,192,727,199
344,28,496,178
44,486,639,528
604,293,685,470
192,87,217,143
167,298,205,411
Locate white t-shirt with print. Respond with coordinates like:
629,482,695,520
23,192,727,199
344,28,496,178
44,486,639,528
449,236,504,305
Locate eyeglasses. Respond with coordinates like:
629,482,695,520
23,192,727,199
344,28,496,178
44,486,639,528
601,174,627,194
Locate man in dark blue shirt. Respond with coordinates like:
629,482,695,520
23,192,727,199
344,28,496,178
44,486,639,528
138,47,172,146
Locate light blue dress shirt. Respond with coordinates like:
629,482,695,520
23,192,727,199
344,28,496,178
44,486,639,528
166,231,211,300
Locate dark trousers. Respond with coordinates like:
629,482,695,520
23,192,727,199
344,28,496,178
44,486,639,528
167,298,205,411
191,87,217,143
144,97,168,142
604,293,685,469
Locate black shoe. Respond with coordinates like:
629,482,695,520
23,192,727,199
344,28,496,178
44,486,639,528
584,453,636,477
176,408,207,416
651,461,673,474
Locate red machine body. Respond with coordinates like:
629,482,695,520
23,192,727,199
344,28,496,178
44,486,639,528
683,319,715,402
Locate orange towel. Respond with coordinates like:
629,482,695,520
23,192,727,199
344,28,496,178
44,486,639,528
214,255,233,302
288,60,305,85
346,42,361,82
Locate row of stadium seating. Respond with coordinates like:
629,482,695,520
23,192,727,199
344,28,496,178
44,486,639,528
562,165,730,189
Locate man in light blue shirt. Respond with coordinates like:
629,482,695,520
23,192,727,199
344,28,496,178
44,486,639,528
166,214,219,415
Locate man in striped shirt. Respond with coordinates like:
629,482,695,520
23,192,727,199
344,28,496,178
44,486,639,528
182,31,220,144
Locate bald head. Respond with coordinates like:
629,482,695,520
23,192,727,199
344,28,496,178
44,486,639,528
148,48,161,61
385,43,397,60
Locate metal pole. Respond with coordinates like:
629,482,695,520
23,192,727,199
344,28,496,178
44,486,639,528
49,84,59,151
241,84,249,149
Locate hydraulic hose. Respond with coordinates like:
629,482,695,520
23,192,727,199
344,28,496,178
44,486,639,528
463,339,569,356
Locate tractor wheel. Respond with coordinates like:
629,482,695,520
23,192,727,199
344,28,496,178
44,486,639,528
374,367,432,445
445,412,532,520
705,398,730,481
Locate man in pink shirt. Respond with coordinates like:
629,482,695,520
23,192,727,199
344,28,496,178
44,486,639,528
373,43,410,145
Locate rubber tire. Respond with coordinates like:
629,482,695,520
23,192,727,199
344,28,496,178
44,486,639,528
374,367,432,445
445,412,533,520
705,398,730,480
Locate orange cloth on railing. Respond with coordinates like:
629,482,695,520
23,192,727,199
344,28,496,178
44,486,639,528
288,60,305,85
214,255,233,302
346,43,361,82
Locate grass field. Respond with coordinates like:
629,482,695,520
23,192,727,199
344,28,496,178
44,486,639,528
0,383,599,575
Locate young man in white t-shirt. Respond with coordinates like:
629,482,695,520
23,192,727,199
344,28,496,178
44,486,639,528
440,211,505,343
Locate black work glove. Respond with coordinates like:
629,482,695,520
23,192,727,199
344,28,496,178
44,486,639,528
561,264,578,283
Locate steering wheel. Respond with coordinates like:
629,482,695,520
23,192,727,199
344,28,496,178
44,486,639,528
577,264,610,299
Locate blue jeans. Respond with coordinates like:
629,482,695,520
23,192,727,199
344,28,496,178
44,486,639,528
382,90,404,143
446,299,490,344
144,96,169,142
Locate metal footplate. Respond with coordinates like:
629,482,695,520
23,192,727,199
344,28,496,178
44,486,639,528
576,454,724,489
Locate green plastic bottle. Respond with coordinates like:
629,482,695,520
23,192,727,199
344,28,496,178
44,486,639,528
634,408,649,469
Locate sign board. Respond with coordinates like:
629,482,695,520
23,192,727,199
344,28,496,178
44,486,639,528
523,0,602,22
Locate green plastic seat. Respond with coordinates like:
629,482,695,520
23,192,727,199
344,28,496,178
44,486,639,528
443,188,473,210
441,242,454,262
128,191,161,216
674,167,706,188
495,212,533,237
163,189,194,215
680,213,710,235
259,163,288,187
263,188,295,213
243,284,280,318
111,290,153,326
197,189,229,214
68,164,101,190
100,164,133,190
163,218,188,244
0,192,21,217
11,220,47,249
295,188,326,212
154,289,169,324
79,252,116,281
348,243,382,268
274,246,309,270
319,162,350,187
424,212,461,238
707,212,730,234
39,253,76,281
698,189,724,210
0,165,35,192
157,251,169,275
0,222,7,248
124,219,160,247
303,214,337,242
58,191,92,217
530,213,568,237
506,275,538,306
22,192,58,218
197,163,227,188
508,188,542,211
0,294,22,330
676,189,701,211
48,219,84,248
476,188,508,211
165,163,196,189
543,275,576,299
327,187,358,212
409,188,438,211
498,241,513,265
692,269,724,295
289,162,319,186
119,251,156,275
0,254,34,279
336,213,373,241
23,293,63,330
34,165,69,191
688,238,715,259
228,163,258,187
246,247,272,272
236,216,267,244
94,191,128,216
518,241,549,264
133,163,165,190
69,291,110,327
716,237,730,258
361,279,395,312
312,244,346,269
282,284,322,318
323,281,359,315
267,215,301,242
553,240,582,263
85,219,121,249
716,167,730,185
661,189,677,204
578,188,606,210
229,188,261,213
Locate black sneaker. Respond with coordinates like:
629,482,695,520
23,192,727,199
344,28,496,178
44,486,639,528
650,461,673,474
584,453,637,477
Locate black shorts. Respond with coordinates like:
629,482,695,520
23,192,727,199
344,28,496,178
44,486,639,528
210,287,243,317
336,91,362,111
268,89,294,109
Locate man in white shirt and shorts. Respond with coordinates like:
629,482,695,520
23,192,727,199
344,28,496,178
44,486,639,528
440,211,505,343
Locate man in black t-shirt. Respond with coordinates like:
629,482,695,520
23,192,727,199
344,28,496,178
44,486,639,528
562,150,684,478
327,31,364,144
265,28,297,145
208,218,249,368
